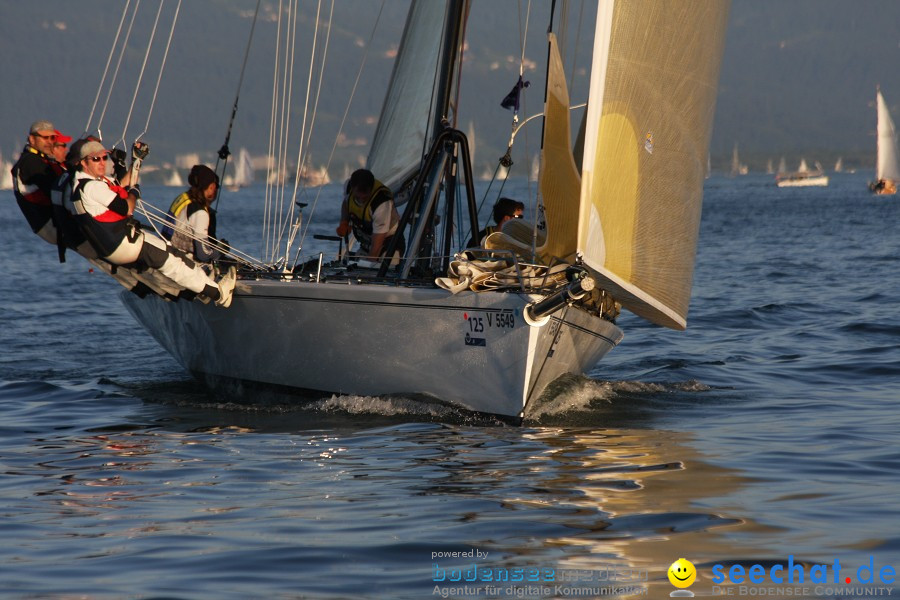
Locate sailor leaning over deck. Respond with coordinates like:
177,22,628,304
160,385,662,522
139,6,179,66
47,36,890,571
70,140,236,307
11,120,66,246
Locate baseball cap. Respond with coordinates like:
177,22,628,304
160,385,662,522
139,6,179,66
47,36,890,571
29,120,55,135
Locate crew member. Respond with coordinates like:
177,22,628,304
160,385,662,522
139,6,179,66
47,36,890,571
336,168,404,262
466,197,524,248
70,140,236,307
166,164,221,263
51,130,71,164
11,120,66,246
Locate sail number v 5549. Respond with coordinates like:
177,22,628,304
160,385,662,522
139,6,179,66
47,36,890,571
467,312,515,331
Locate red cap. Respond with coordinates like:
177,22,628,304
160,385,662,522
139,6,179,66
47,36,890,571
54,130,72,144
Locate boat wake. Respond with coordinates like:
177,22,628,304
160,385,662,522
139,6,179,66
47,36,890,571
523,374,712,426
119,376,713,429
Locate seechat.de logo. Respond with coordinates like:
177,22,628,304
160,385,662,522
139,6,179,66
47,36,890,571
668,558,696,597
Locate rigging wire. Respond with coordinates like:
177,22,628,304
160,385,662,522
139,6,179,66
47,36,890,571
214,0,262,209
282,0,325,263
95,0,143,142
84,0,132,137
272,0,300,261
476,0,532,222
291,0,387,260
133,197,266,270
262,0,287,261
518,0,535,208
264,0,304,262
135,0,181,142
116,0,163,147
287,0,336,258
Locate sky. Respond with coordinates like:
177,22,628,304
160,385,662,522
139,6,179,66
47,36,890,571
2,0,899,176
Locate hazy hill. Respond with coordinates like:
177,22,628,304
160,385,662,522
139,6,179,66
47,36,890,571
2,0,898,177
716,0,900,172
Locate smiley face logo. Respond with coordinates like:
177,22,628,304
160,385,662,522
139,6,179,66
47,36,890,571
667,558,696,588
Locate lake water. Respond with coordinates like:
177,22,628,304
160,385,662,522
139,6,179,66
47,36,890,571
2,172,899,599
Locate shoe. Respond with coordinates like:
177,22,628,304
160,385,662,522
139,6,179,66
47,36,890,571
215,266,237,308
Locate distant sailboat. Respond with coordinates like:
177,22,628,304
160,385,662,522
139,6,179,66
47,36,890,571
0,151,13,191
775,158,828,187
834,157,843,173
299,163,331,187
870,87,900,195
164,168,184,187
766,158,774,174
731,142,748,176
228,147,254,190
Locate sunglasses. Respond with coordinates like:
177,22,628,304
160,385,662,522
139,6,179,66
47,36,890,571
33,133,57,141
84,155,109,163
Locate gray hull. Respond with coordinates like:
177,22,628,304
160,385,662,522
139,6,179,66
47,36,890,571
122,278,623,417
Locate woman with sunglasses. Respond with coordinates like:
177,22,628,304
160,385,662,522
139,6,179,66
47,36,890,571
70,140,236,308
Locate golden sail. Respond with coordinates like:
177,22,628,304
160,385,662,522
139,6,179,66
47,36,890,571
573,0,730,330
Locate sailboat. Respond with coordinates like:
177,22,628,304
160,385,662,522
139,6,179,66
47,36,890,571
122,1,730,419
775,158,828,187
0,150,13,191
870,87,900,195
730,142,748,176
227,147,254,191
164,168,184,187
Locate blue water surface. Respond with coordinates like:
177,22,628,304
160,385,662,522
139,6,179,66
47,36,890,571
1,172,899,599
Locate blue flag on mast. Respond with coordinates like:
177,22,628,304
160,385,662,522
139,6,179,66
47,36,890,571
500,76,530,111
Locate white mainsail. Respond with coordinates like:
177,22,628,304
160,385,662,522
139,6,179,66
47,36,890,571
0,151,13,190
367,1,465,191
234,147,254,187
876,88,900,183
568,0,729,331
165,168,184,187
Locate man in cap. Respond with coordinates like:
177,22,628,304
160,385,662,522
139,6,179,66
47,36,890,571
11,120,67,245
70,140,236,307
51,130,72,164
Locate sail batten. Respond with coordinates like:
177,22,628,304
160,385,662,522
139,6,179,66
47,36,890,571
575,0,730,330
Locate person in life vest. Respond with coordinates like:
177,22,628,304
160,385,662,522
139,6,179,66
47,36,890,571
166,164,222,263
466,197,525,248
336,168,405,263
43,137,160,297
51,130,71,165
70,140,236,307
11,120,68,246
